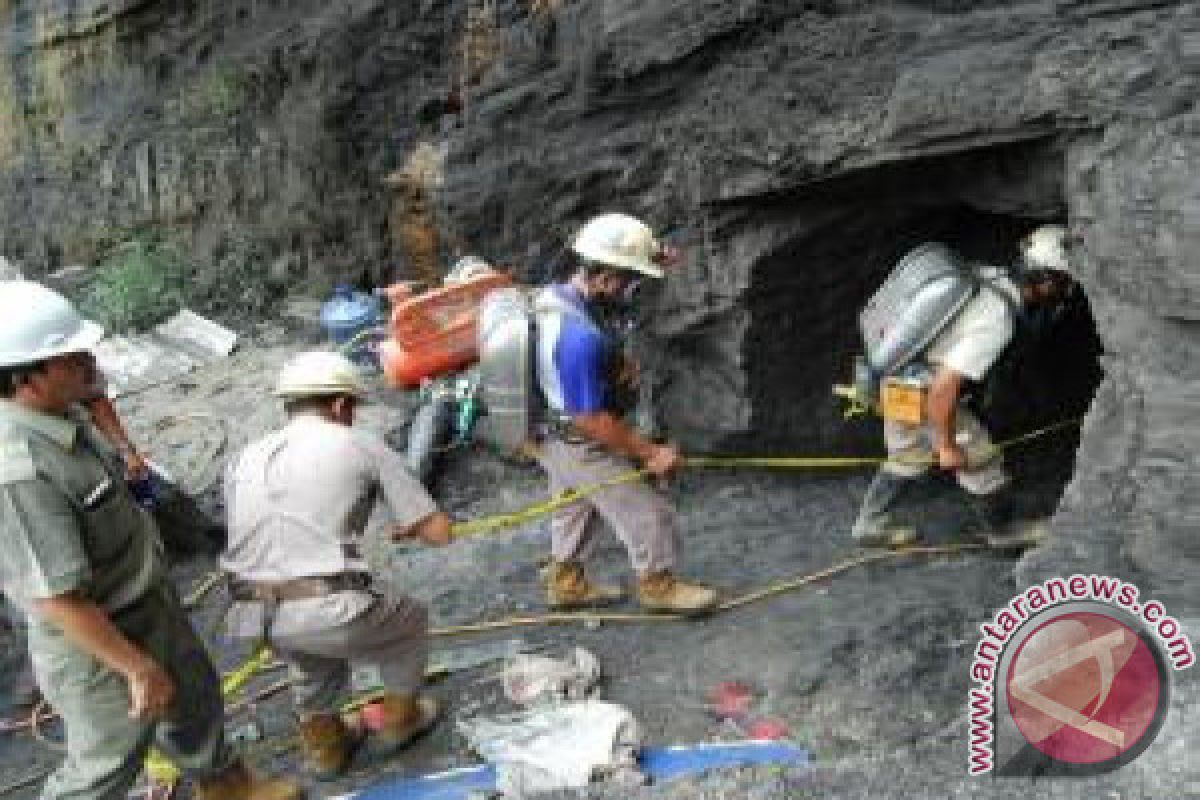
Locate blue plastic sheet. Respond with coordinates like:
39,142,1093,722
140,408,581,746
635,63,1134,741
352,741,810,799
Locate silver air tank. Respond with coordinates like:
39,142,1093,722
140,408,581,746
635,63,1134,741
476,287,537,453
859,242,976,376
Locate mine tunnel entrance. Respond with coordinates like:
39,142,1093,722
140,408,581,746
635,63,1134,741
743,137,1103,518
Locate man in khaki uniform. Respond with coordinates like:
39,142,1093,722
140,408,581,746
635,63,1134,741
533,213,718,614
0,281,299,800
221,351,451,778
852,226,1076,548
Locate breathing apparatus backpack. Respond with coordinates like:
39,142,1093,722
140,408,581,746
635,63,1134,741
844,242,1018,422
474,286,590,454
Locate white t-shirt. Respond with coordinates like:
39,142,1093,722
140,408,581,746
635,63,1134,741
923,267,1021,382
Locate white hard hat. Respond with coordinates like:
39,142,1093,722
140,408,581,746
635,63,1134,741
274,350,368,399
570,213,665,279
1021,225,1071,274
0,281,105,368
444,255,494,285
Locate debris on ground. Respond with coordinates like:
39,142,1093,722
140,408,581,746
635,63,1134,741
92,309,238,397
457,700,642,794
708,681,792,741
456,648,640,794
500,647,600,706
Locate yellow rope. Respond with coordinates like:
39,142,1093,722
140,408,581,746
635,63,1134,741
428,542,986,636
176,418,1082,604
139,417,1078,779
449,418,1082,538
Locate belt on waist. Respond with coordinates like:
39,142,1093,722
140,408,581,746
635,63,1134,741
229,572,373,603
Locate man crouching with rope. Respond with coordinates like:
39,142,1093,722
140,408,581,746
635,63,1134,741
221,351,450,779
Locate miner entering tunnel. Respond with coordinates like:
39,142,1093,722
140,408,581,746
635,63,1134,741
738,139,1103,540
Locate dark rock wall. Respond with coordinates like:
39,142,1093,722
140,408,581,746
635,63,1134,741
0,0,457,286
0,0,1196,601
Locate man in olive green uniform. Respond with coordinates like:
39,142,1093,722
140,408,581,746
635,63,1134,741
1,594,38,711
0,281,300,800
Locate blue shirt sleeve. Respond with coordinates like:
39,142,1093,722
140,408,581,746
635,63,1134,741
553,319,611,414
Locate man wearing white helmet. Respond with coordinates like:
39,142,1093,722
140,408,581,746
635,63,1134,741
852,225,1076,549
221,350,451,778
531,213,719,614
0,282,300,800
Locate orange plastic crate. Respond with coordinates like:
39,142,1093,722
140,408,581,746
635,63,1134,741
379,272,513,387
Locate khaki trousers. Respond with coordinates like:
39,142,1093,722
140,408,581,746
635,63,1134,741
32,583,231,800
534,437,680,574
265,592,429,715
853,406,1010,542
881,405,1009,494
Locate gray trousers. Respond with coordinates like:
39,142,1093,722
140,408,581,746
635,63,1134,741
31,583,231,800
534,437,680,574
2,596,37,709
266,592,429,715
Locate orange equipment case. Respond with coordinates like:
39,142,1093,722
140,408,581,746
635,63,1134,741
378,272,513,387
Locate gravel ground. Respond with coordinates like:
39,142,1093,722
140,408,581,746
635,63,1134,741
2,330,1196,799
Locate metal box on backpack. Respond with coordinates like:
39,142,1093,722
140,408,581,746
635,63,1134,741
859,242,976,376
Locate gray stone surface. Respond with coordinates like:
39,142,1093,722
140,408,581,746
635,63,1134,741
0,1,1197,796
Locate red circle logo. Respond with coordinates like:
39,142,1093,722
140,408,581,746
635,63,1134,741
1006,611,1161,765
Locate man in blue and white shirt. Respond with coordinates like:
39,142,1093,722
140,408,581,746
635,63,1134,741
532,214,719,615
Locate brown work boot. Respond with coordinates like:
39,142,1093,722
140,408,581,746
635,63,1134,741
192,760,303,800
366,692,440,755
637,570,719,615
298,712,361,779
542,560,624,610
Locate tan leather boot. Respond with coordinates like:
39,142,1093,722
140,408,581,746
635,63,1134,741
542,560,624,610
637,570,718,615
367,692,440,755
192,760,303,800
297,712,361,779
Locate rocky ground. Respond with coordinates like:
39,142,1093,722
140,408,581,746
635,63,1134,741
1,329,1197,799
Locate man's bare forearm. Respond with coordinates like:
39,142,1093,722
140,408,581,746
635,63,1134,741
927,367,963,449
571,411,656,462
85,396,136,455
392,511,453,546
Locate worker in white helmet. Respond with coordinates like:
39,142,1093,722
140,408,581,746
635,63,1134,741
532,213,720,615
852,225,1077,549
221,350,451,779
0,281,300,800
